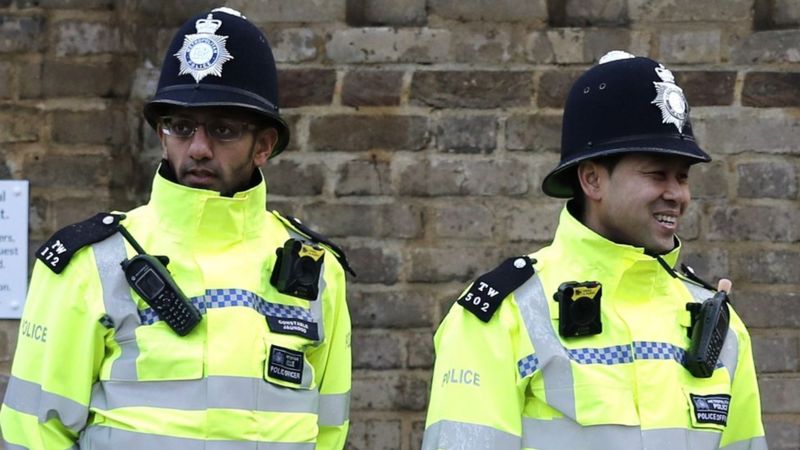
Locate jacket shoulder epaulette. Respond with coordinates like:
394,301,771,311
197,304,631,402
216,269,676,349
36,213,123,274
457,256,536,322
271,210,356,277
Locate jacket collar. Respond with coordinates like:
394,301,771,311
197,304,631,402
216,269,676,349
147,166,268,244
543,206,682,300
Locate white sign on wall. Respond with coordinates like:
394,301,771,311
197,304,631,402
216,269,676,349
0,180,29,319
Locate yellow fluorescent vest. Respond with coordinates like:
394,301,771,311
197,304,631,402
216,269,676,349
424,207,766,450
0,171,351,450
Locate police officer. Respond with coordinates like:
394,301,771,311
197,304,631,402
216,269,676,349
422,51,766,450
1,8,352,449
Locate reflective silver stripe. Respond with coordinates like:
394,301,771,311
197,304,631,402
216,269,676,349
522,418,723,450
2,376,89,433
92,233,141,381
680,280,740,381
79,425,315,450
89,376,318,414
515,275,577,420
720,436,769,450
422,420,521,450
318,391,350,426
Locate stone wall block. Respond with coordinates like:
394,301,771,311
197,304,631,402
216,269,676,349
302,202,422,239
732,30,800,64
278,69,336,108
345,418,402,450
346,245,401,285
227,0,346,23
764,419,800,450
431,202,494,239
346,0,427,26
408,246,504,283
742,72,800,108
773,0,800,28
709,206,800,242
737,250,800,284
23,153,110,189
407,330,434,369
352,330,403,369
410,71,532,109
326,28,451,64
262,159,325,196
658,29,722,64
397,159,529,197
752,335,799,373
563,0,628,26
335,158,392,196
737,161,798,200
54,20,125,56
351,373,430,411
693,111,800,155
436,115,497,153
309,115,430,152
735,292,800,329
52,109,126,145
349,289,435,328
505,202,562,242
506,114,562,152
0,15,44,53
341,70,403,107
428,0,547,22
41,61,114,98
0,107,40,143
538,69,582,109
759,376,800,413
271,28,317,63
629,0,752,22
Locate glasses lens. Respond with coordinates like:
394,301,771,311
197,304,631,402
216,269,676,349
206,120,246,141
163,117,196,138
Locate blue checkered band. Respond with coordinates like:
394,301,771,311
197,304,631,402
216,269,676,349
518,354,540,378
567,344,634,365
633,341,686,364
138,288,314,325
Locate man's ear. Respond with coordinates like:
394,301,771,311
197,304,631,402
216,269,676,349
577,160,604,201
253,128,278,166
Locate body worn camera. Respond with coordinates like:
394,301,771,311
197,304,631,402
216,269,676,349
122,254,202,336
685,291,730,378
271,239,324,300
553,281,603,338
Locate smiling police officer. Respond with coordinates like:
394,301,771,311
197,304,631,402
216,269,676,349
1,7,352,449
423,51,766,450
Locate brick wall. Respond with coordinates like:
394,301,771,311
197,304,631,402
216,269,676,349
1,0,799,448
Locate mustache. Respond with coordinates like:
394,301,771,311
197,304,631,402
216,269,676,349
180,163,218,177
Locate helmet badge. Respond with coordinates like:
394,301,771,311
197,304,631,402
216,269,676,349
174,14,234,83
651,64,688,132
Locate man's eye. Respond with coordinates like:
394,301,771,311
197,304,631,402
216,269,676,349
212,124,237,138
171,121,195,135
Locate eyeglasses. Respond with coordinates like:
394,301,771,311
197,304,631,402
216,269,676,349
160,116,259,142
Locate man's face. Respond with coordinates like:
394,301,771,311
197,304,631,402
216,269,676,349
583,153,692,254
158,106,277,196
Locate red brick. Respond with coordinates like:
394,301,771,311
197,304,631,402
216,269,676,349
411,71,533,109
743,72,800,108
341,70,403,107
278,69,336,108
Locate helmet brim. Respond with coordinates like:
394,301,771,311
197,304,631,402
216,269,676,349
143,83,290,158
541,135,711,198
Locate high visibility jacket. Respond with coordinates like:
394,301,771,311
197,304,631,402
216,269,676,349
1,171,351,449
423,207,766,450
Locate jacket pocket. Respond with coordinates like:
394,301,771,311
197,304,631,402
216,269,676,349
103,324,205,381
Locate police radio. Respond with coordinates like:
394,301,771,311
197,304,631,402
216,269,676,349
553,281,602,338
271,239,324,300
118,226,201,336
685,291,730,378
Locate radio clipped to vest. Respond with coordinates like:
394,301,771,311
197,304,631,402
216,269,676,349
685,291,730,378
118,226,201,336
271,238,324,300
553,281,603,338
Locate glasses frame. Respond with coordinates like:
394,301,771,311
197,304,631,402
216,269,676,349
159,116,260,142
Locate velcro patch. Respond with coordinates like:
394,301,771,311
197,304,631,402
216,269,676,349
266,316,320,341
268,345,304,385
36,213,122,274
690,393,730,427
458,256,535,322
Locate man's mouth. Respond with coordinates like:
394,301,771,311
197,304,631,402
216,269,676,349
654,213,678,227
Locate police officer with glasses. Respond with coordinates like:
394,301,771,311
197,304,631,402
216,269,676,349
1,7,352,449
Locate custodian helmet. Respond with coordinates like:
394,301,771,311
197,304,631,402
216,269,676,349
541,51,710,198
143,7,290,157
